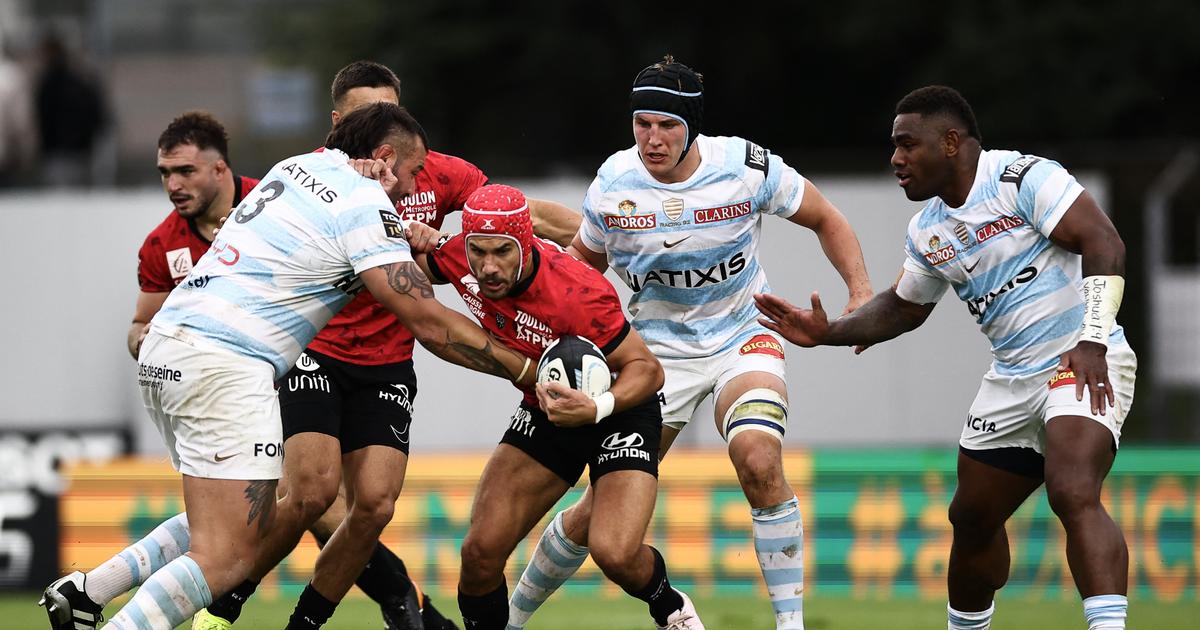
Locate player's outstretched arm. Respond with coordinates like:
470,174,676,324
1047,190,1126,415
537,329,664,428
566,233,609,272
127,291,169,359
785,179,874,313
755,287,934,352
361,262,532,384
529,198,582,248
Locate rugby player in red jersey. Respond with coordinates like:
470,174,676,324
410,184,705,630
193,62,580,630
127,112,258,359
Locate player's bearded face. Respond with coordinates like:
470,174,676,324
158,145,222,219
633,113,686,180
467,236,523,299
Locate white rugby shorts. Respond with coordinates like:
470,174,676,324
960,340,1137,453
659,331,787,430
139,328,283,480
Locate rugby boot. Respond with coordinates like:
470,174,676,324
380,585,424,630
420,593,460,630
39,571,104,630
655,589,706,630
192,608,235,630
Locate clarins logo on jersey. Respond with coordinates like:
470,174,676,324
605,199,656,230
166,248,192,280
694,201,752,224
515,310,554,348
627,252,746,292
966,265,1038,318
924,235,957,266
739,334,784,359
975,215,1026,243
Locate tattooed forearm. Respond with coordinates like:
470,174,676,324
385,261,436,300
425,330,519,380
244,479,278,537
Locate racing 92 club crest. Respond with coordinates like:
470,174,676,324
604,199,657,231
923,235,956,266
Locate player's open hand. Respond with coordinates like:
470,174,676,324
1058,341,1114,416
536,382,599,428
754,291,830,348
349,158,400,199
404,221,442,253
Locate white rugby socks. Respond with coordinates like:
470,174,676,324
752,496,805,629
86,512,190,605
1083,594,1127,629
947,601,994,629
103,555,211,629
507,511,589,629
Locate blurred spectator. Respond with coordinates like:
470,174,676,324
0,39,35,188
35,31,109,187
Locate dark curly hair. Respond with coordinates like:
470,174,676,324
896,85,982,142
157,111,231,163
331,60,402,109
324,102,427,159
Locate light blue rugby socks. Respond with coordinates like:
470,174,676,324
752,495,805,629
507,510,590,629
103,555,211,629
85,512,190,605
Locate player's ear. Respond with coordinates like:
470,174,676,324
372,143,396,164
330,109,341,127
942,128,961,158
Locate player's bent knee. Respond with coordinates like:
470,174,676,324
459,533,508,580
722,388,788,444
589,540,641,585
347,495,396,534
1044,480,1100,520
947,497,1004,535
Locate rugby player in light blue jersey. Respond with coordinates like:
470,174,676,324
40,102,533,630
756,86,1135,630
508,55,873,630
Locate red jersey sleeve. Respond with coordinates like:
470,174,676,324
136,234,174,293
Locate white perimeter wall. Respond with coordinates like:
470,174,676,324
0,174,1106,452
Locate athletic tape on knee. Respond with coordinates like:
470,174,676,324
722,388,788,443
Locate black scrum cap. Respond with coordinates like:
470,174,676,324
630,55,704,162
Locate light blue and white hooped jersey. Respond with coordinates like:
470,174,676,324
897,149,1126,376
578,134,805,359
152,148,413,379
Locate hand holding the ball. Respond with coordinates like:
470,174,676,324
536,382,600,428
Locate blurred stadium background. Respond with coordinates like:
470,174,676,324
1,1,1198,628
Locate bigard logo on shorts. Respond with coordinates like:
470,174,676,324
1048,369,1076,390
739,334,784,359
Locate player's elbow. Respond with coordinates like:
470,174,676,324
644,358,665,393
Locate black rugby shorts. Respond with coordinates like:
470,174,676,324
279,349,417,454
500,397,661,485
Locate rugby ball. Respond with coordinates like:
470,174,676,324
536,334,611,397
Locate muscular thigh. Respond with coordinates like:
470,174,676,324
469,444,571,552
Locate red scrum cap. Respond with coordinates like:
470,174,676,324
462,184,534,276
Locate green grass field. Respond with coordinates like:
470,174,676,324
5,592,1197,629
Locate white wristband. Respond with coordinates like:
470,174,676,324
1079,275,1124,347
593,391,615,423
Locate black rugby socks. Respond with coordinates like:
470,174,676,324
623,546,684,627
458,579,508,630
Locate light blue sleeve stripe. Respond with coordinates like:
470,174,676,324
990,304,1083,355
350,241,412,267
336,202,397,233
979,265,1071,326
1014,159,1069,228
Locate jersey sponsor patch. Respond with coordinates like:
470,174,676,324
739,334,784,359
694,200,752,224
1048,368,1076,390
662,198,685,221
975,215,1026,243
379,209,406,238
166,247,193,280
745,141,769,176
999,156,1042,189
923,235,956,266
